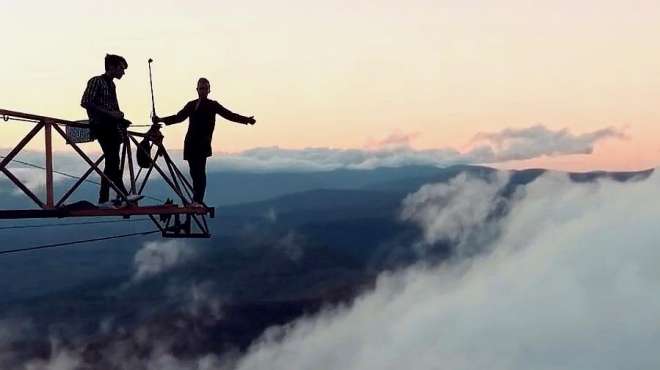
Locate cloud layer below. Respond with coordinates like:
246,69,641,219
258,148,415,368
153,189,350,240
3,166,658,370
234,171,660,370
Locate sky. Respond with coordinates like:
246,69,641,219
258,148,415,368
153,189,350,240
1,0,660,171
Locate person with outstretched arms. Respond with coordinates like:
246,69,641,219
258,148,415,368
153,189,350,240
152,77,256,207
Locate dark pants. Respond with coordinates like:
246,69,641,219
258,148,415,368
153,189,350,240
96,128,129,203
187,157,207,203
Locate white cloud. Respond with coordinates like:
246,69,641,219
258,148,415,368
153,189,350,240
364,131,420,150
233,171,660,370
0,318,35,366
0,168,67,196
274,231,305,262
132,240,196,282
22,339,81,370
166,281,224,323
0,150,106,200
205,146,461,173
470,124,626,162
16,335,227,370
400,171,510,257
206,125,624,172
0,125,624,176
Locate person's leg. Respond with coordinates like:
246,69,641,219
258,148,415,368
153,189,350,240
96,131,112,203
197,157,207,203
101,133,128,201
188,158,200,203
111,140,130,199
188,157,207,203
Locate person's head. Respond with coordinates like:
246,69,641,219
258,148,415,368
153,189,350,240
104,54,128,80
196,78,211,99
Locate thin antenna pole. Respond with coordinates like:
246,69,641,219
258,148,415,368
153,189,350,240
148,58,156,117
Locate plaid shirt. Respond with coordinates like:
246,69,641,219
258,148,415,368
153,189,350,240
81,75,123,136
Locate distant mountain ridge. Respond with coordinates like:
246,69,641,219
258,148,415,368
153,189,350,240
0,164,652,209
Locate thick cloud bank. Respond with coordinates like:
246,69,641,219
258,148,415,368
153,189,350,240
400,171,510,258
234,171,660,370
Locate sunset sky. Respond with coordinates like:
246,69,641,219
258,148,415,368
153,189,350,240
1,0,659,171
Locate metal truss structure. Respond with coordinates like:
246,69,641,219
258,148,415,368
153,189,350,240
0,108,214,238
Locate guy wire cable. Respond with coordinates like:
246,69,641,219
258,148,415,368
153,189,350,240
0,218,151,230
0,229,161,256
0,155,164,203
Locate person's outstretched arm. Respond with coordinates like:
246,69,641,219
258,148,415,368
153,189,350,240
153,102,193,125
214,101,256,125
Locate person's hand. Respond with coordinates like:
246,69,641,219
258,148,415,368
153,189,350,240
151,115,161,125
148,124,163,140
110,111,124,120
247,116,256,125
150,123,162,134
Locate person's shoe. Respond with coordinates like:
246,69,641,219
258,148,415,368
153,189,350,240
189,202,205,208
116,200,129,208
125,194,144,202
98,201,117,210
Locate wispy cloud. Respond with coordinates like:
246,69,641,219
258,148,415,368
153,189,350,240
274,231,305,262
22,344,82,370
208,146,464,172
470,124,627,162
166,281,224,323
364,131,420,150
208,125,624,172
0,167,67,196
132,240,196,282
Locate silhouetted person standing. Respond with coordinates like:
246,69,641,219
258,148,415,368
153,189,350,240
153,78,256,207
81,54,139,208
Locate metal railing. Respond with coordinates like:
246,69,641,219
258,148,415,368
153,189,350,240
0,108,213,237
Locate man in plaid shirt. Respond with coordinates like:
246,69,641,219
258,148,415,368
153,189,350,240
81,54,140,208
